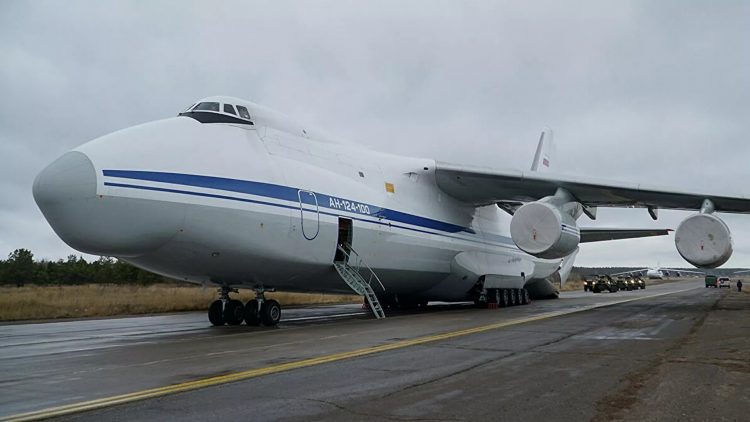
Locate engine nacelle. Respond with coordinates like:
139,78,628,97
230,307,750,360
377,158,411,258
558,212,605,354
510,201,580,259
675,213,733,268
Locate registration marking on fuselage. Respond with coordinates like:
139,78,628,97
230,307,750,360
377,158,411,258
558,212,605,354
1,286,699,422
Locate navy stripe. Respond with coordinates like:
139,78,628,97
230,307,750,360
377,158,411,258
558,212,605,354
103,181,515,249
103,170,473,234
103,182,300,211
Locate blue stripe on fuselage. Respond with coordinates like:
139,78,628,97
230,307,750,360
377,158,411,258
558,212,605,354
102,170,475,235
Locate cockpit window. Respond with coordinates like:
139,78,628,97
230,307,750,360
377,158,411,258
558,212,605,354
223,104,237,115
181,103,196,113
236,105,251,120
194,102,220,112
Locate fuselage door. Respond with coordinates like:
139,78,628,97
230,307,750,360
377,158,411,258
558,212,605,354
298,190,319,240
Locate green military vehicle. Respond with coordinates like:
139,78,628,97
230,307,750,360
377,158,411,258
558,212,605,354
635,277,646,289
615,276,635,291
705,275,718,288
583,277,595,292
592,275,619,293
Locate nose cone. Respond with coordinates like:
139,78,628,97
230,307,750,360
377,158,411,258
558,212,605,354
34,151,182,257
33,151,99,252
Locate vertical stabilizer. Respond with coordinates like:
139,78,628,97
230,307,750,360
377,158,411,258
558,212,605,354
530,128,555,172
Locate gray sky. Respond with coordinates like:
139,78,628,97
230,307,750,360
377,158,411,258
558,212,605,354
1,0,749,267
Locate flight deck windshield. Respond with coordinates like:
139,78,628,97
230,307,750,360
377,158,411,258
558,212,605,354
179,101,253,125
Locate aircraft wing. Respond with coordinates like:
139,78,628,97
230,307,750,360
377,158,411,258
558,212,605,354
435,162,750,212
579,228,671,243
661,268,704,275
611,268,648,277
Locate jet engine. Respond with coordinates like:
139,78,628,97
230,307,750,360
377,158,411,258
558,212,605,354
675,213,733,268
510,201,580,259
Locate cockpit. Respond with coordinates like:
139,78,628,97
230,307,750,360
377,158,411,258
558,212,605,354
179,99,254,125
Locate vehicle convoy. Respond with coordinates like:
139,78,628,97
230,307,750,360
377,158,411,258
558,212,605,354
592,275,618,293
705,275,718,288
31,95,750,326
718,277,731,288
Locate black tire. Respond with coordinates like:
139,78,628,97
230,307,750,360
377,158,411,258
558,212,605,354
244,299,260,325
208,300,225,326
261,299,282,326
487,289,498,305
510,289,518,306
500,289,510,307
224,300,244,325
522,288,530,305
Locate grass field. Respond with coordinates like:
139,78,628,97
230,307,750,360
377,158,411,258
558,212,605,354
0,284,360,322
560,278,585,292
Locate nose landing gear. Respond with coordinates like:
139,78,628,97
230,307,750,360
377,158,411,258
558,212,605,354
207,286,282,327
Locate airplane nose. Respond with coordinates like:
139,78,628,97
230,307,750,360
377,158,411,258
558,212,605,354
33,151,182,257
33,151,99,251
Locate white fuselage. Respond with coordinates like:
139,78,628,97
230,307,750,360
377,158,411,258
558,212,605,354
34,109,564,302
646,269,664,279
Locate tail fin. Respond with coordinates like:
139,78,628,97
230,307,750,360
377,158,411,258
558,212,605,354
530,128,555,172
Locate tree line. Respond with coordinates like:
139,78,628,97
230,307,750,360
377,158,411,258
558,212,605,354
0,248,166,286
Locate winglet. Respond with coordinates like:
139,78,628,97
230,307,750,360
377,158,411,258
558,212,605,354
531,128,555,172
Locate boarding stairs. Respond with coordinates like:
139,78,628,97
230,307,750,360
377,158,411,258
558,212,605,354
333,244,386,319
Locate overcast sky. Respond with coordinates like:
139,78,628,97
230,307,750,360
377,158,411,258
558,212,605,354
1,0,749,267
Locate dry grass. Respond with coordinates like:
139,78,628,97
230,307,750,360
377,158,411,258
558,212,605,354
561,279,585,292
0,284,360,322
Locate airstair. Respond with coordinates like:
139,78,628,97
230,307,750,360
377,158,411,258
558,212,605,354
333,244,386,319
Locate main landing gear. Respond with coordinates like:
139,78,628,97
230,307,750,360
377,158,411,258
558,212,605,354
481,288,531,308
208,286,282,327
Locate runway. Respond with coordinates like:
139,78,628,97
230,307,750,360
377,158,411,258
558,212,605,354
2,279,748,421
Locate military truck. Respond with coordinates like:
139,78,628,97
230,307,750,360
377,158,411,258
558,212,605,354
635,277,646,289
583,277,596,292
615,276,633,291
625,277,639,291
592,275,618,293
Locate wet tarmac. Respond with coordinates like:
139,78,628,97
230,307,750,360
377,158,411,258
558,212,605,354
3,279,746,421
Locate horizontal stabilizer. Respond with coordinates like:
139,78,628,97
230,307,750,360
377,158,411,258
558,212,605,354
579,228,671,243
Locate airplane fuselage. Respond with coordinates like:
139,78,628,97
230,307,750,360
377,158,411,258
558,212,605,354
33,101,564,303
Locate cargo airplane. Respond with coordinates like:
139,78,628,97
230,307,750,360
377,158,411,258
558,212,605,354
613,266,704,280
33,96,748,326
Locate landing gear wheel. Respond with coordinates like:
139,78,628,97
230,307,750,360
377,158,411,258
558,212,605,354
487,289,499,306
244,299,260,325
260,299,282,326
224,300,244,325
208,300,225,326
500,289,510,307
510,289,518,306
522,288,530,305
